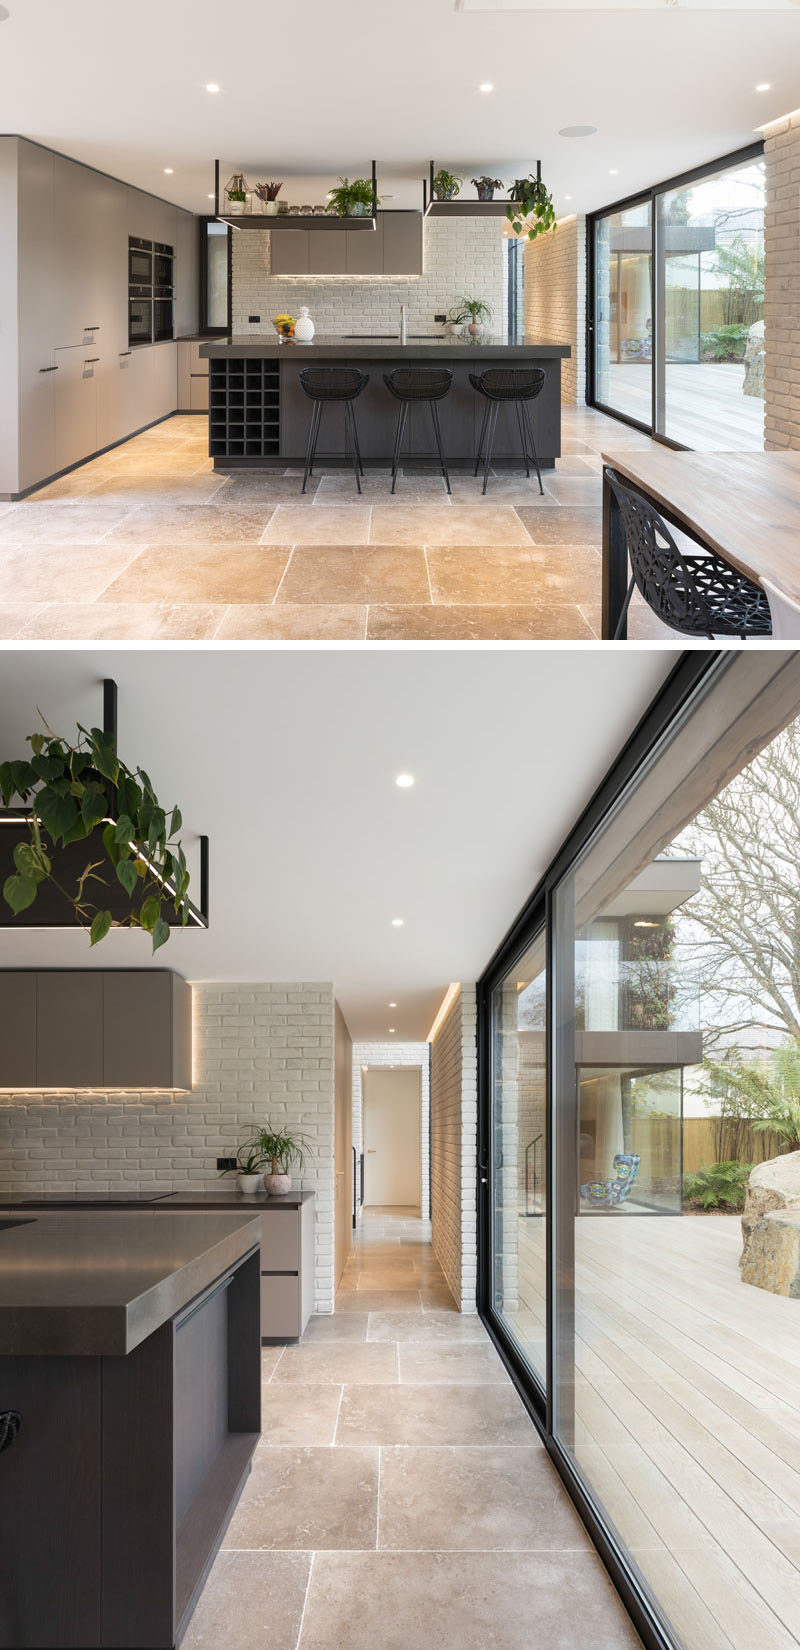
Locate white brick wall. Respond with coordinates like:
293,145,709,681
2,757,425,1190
352,1041,430,1220
523,216,586,404
0,982,338,1313
231,217,505,338
430,986,477,1314
764,114,800,450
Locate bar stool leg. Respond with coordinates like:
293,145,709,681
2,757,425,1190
522,402,544,495
482,402,499,496
474,401,490,477
430,400,451,494
302,400,322,494
391,402,408,494
515,402,531,478
345,401,362,495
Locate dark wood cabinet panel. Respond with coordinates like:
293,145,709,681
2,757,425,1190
0,974,36,1088
37,971,103,1088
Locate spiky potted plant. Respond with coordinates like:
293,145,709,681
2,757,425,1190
254,180,282,216
257,1125,309,1196
433,168,462,202
471,175,503,202
219,1140,267,1195
506,174,557,241
462,296,492,338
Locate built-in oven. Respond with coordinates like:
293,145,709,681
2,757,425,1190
153,242,174,288
128,289,152,346
153,292,173,342
128,236,153,285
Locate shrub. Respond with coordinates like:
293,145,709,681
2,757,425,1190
683,1160,752,1211
699,324,750,363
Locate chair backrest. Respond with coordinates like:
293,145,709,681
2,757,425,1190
299,366,368,401
610,1153,641,1204
761,576,800,640
383,367,453,402
469,367,546,402
604,467,722,636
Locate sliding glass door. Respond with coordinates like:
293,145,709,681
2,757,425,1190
482,653,800,1650
589,145,765,451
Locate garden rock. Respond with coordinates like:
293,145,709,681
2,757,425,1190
740,1210,800,1297
741,1149,800,1270
743,320,765,399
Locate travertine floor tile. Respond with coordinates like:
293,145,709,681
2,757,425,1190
369,504,531,546
399,1344,512,1384
298,1552,641,1650
378,1445,589,1551
426,544,601,606
272,1343,399,1385
366,602,595,640
0,544,141,603
214,604,366,640
259,1384,343,1446
516,505,603,546
276,545,430,605
261,505,370,545
366,1309,487,1344
336,1383,532,1446
301,1313,370,1344
104,504,276,544
334,1289,423,1313
100,544,289,604
223,1446,378,1551
315,475,449,504
182,1551,311,1650
0,605,46,638
14,601,224,640
211,475,320,502
0,501,137,545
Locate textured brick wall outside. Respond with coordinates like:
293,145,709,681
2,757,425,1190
764,114,800,450
0,983,338,1312
352,1042,430,1220
231,217,504,338
523,215,586,405
430,986,477,1313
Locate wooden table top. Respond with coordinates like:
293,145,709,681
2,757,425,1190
601,449,800,598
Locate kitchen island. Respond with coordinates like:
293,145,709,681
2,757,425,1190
0,1211,262,1650
199,333,571,470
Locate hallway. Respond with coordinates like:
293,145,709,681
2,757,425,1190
183,1208,641,1650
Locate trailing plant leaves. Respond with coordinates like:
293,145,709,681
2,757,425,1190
139,895,161,934
81,788,107,830
3,873,37,914
90,737,119,785
148,808,166,851
171,806,182,835
30,753,65,784
36,787,78,840
89,909,113,947
116,858,139,896
102,822,121,867
13,841,47,883
61,816,90,846
114,814,133,845
151,917,170,954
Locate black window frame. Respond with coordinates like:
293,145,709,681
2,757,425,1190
198,215,232,335
585,141,765,449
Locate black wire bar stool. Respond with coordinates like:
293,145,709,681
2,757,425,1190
605,467,772,640
469,367,546,496
299,367,369,494
383,367,453,493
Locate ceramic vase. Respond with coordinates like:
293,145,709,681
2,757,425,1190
469,321,483,338
264,1172,292,1196
227,197,245,216
238,1173,263,1194
262,200,278,216
294,306,315,344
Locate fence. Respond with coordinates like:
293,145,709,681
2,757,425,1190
630,1114,787,1180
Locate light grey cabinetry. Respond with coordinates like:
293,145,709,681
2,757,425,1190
36,971,104,1089
53,156,126,351
270,229,310,275
17,142,56,491
179,343,210,412
54,347,100,471
0,974,36,1087
260,1198,315,1339
103,971,191,1090
310,228,346,275
0,970,192,1090
383,212,423,275
268,213,422,277
346,217,384,275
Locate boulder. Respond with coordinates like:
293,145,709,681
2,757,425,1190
741,1149,800,1270
740,1210,800,1297
743,319,765,399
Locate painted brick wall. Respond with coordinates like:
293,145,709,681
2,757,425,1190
764,113,800,450
352,1041,430,1221
523,215,586,404
231,216,505,338
0,982,338,1312
430,986,477,1313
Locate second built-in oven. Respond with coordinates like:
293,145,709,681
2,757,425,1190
128,288,152,345
128,236,153,285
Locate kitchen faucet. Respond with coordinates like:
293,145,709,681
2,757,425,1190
399,304,407,345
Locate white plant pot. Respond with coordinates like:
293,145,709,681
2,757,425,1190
468,321,484,338
446,322,464,337
238,1173,263,1194
227,199,245,217
294,306,315,343
263,1172,292,1197
263,200,278,216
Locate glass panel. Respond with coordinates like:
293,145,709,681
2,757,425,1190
552,659,800,1650
491,931,547,1389
594,201,652,424
205,222,229,329
656,158,765,449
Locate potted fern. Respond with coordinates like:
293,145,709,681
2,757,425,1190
257,1125,309,1195
326,177,377,218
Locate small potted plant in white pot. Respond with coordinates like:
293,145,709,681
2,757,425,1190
254,180,282,216
257,1125,308,1196
220,1140,266,1194
445,304,467,337
225,172,249,216
462,296,493,338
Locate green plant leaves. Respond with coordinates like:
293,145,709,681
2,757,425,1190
3,872,37,913
113,814,133,844
139,895,161,934
152,917,170,953
89,909,113,947
116,858,139,896
81,787,108,830
36,787,78,840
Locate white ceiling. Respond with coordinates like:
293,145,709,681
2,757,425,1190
0,648,677,1040
0,0,797,215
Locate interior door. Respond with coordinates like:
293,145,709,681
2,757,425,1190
363,1069,421,1207
334,1002,352,1285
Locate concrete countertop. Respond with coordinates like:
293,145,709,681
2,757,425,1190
1,1187,316,1211
0,1211,261,1357
200,333,571,360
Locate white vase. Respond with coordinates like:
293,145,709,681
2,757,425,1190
227,198,245,217
238,1173,262,1194
469,321,483,338
294,305,315,344
264,1172,292,1196
264,200,278,216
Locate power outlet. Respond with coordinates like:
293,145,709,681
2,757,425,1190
248,314,260,323
434,313,447,324
217,1156,237,1171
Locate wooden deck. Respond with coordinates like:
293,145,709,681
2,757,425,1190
511,1214,800,1650
606,363,764,451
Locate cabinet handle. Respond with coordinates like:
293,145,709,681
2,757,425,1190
84,357,100,365
38,365,58,373
118,350,132,357
84,324,100,330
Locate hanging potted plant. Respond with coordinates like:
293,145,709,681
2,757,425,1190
462,296,493,338
257,1125,309,1196
326,177,378,218
0,718,192,952
225,172,250,216
506,173,557,240
433,168,462,202
471,175,504,202
254,180,282,216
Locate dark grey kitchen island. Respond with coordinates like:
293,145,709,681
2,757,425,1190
0,1211,262,1650
199,333,571,470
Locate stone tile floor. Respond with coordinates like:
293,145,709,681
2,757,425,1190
181,1208,641,1650
0,410,671,642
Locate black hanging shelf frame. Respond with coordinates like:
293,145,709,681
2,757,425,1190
425,159,542,217
214,159,379,230
0,679,210,931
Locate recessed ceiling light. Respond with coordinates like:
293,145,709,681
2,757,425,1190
755,82,772,92
558,125,597,138
395,773,414,788
564,195,573,201
479,82,495,93
389,1028,396,1033
391,918,404,927
389,1002,397,1008
208,193,215,199
206,82,220,93
609,168,619,176
164,168,174,175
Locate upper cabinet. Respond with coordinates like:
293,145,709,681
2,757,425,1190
53,156,127,351
269,212,423,278
0,970,192,1091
